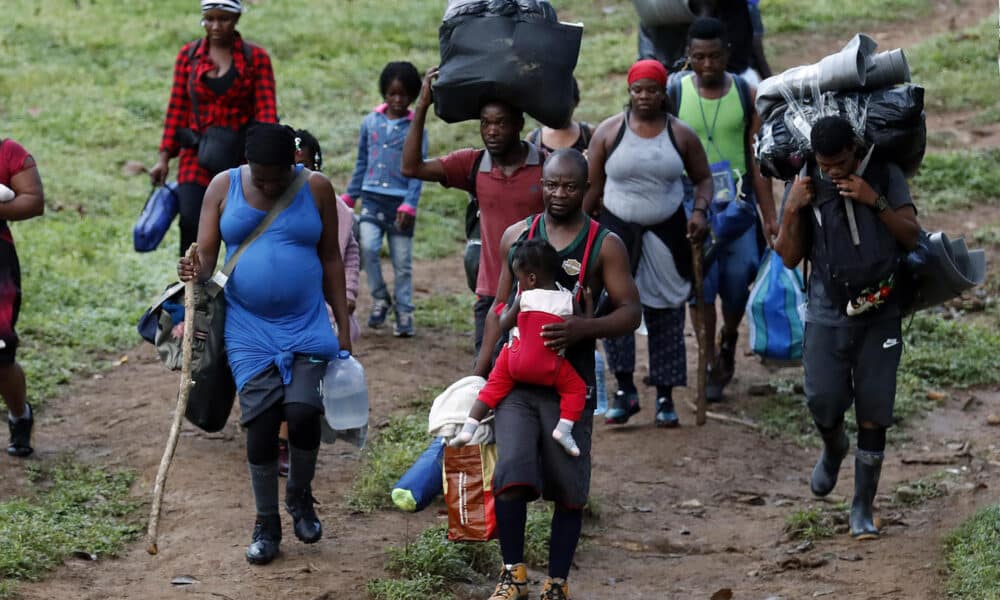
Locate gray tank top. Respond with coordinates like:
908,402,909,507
602,116,686,227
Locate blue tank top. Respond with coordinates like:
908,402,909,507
220,165,339,391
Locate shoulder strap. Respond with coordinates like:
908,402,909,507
214,168,310,285
606,113,628,160
578,123,592,149
526,128,541,146
665,115,679,153
732,74,753,174
573,218,601,302
468,149,487,202
527,213,543,239
667,74,684,115
187,40,204,132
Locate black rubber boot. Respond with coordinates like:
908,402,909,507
717,330,738,386
285,486,322,544
850,450,884,540
245,514,282,565
810,422,850,496
7,402,34,458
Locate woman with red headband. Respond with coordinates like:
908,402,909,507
583,59,712,428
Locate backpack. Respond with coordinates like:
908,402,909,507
806,157,905,315
462,150,487,293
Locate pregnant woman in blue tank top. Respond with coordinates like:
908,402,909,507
178,124,352,566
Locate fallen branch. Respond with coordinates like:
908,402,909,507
683,400,760,430
146,243,198,555
691,242,707,426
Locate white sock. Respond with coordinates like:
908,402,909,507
450,417,480,447
552,418,580,456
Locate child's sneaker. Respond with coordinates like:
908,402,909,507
489,563,529,600
368,298,391,328
551,419,580,456
393,310,415,338
540,577,570,599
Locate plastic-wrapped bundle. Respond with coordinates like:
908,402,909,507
435,0,582,128
755,84,926,179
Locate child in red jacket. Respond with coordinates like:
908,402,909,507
451,239,586,456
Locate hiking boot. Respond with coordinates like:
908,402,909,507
850,450,884,541
540,578,570,599
285,486,322,544
7,403,33,458
245,514,281,565
367,298,391,328
717,330,738,386
810,423,849,497
277,439,289,478
654,397,679,428
705,362,725,403
393,310,415,338
605,390,640,425
489,563,529,600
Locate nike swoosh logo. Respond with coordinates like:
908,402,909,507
882,338,899,349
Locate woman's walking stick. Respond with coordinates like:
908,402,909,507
691,242,707,426
146,243,198,555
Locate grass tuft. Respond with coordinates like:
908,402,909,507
911,150,1000,212
415,293,476,334
944,504,1000,599
0,460,140,596
784,505,839,541
761,0,931,34
347,414,430,513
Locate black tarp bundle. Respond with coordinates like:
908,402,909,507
756,84,926,180
435,0,583,128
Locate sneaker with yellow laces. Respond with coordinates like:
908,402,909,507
540,577,570,599
489,563,529,600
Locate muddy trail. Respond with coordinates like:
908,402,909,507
4,4,999,597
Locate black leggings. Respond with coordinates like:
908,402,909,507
245,401,322,465
176,183,207,257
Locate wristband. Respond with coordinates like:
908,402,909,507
691,207,708,217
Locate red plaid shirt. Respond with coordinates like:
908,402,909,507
158,33,278,186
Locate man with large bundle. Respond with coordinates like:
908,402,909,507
773,115,920,540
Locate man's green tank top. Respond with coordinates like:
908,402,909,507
676,73,748,179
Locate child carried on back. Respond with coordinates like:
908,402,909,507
451,239,587,456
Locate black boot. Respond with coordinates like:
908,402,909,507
245,514,282,565
285,486,322,544
7,402,34,458
810,422,850,496
850,450,884,540
717,330,738,386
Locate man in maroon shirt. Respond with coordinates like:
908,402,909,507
402,67,545,360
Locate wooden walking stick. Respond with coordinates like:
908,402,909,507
691,241,708,426
146,243,198,555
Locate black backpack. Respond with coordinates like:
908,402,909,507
806,159,905,313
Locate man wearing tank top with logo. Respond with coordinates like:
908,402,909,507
673,17,778,402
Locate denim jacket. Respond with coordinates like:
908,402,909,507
344,104,427,215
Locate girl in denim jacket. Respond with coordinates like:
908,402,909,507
342,62,427,337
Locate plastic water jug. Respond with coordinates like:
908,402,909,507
594,350,608,415
322,351,369,431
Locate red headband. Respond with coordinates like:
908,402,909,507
627,59,668,87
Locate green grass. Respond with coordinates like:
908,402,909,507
909,16,1000,123
784,505,838,541
892,476,946,507
347,413,429,513
761,0,932,33
972,224,1000,246
911,150,1000,211
944,504,1000,599
0,460,140,598
415,293,476,333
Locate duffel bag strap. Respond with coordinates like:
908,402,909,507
211,167,310,289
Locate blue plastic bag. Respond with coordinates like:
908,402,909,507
391,437,445,512
133,182,179,252
746,250,806,362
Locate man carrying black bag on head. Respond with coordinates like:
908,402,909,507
774,115,921,541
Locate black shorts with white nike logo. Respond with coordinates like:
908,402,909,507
802,318,903,429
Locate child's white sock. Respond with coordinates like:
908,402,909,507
449,417,480,447
551,418,580,456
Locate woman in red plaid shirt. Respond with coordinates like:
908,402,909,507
150,0,278,255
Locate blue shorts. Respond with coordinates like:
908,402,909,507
696,224,761,311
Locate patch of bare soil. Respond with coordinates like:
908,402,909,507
2,226,996,599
